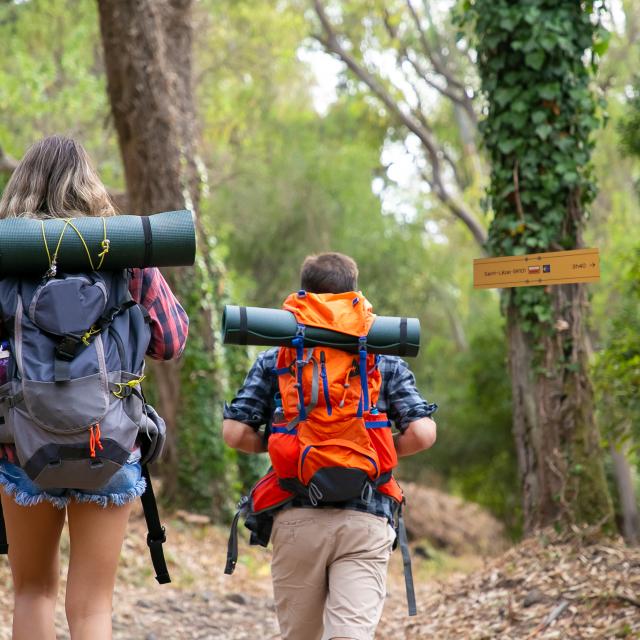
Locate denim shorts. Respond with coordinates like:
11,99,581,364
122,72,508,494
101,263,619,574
0,459,146,509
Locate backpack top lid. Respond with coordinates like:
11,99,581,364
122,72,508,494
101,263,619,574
282,290,376,337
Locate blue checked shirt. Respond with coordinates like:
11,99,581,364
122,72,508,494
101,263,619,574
224,348,437,523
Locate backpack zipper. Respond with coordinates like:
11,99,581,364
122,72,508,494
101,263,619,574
319,351,332,416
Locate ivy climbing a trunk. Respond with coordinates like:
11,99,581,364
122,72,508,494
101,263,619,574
466,0,613,533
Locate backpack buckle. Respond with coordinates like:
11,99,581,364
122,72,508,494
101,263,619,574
147,526,167,548
55,335,81,361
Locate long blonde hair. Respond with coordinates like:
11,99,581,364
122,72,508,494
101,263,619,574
0,136,116,220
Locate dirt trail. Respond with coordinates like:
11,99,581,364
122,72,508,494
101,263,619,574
0,504,473,639
1,505,638,639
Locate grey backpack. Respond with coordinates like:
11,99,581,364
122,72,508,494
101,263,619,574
0,269,165,489
0,269,171,583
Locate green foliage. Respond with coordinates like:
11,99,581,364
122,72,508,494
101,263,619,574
597,69,640,447
462,0,607,337
618,80,640,160
593,247,640,449
0,0,121,186
402,302,520,536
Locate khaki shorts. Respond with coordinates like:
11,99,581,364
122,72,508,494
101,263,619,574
271,507,396,640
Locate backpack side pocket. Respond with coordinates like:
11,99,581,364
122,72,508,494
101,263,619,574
138,403,166,465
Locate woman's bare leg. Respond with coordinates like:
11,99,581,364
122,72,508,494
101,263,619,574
0,493,66,640
65,500,132,640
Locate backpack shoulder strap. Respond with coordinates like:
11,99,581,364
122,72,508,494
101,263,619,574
398,502,417,616
140,463,171,585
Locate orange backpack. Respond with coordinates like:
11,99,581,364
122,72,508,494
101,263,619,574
266,290,402,505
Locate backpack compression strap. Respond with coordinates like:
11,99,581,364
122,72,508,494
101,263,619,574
0,499,7,555
224,496,249,575
398,504,417,616
140,463,171,584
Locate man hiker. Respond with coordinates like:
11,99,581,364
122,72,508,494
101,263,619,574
223,252,437,640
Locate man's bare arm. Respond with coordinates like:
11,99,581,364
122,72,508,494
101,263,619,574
222,419,268,454
393,417,437,457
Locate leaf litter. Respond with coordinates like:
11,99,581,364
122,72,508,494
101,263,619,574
0,501,637,639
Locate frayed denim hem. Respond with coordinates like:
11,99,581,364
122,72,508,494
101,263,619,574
68,476,147,508
0,473,69,509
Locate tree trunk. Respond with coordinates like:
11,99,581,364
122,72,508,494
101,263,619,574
97,0,216,503
508,284,612,533
470,0,615,534
610,435,640,545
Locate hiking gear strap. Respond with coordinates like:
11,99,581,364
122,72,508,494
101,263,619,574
0,499,7,555
399,317,408,357
225,509,241,575
358,336,369,415
141,215,153,267
225,496,248,575
238,306,249,344
293,325,306,419
398,509,417,616
54,335,82,383
140,464,171,584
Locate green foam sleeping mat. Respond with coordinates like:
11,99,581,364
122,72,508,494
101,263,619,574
222,305,420,356
0,210,196,275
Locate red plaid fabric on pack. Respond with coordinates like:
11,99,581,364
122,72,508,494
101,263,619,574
128,267,189,360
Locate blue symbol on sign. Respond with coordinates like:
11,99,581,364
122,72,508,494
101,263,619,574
543,264,551,273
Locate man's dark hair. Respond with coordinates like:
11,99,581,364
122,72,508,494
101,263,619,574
300,252,359,294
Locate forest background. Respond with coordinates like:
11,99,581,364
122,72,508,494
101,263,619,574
1,0,639,543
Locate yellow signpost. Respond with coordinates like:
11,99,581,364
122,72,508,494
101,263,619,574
473,248,600,289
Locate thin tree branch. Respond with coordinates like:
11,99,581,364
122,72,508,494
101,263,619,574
405,0,466,95
420,168,488,249
382,10,476,126
313,0,486,249
0,147,18,173
406,89,466,192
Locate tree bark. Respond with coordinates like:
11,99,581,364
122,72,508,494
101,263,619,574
610,435,640,545
508,284,612,533
97,0,203,499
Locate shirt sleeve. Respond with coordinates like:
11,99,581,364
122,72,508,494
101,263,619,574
223,350,277,430
129,268,189,360
383,357,438,433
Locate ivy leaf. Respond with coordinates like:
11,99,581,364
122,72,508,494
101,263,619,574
498,138,518,154
531,111,547,124
539,35,556,52
499,16,517,31
525,50,545,71
539,83,561,100
494,87,517,107
535,124,553,140
593,27,611,57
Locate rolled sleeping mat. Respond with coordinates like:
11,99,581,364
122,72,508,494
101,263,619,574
222,305,420,357
0,209,196,275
